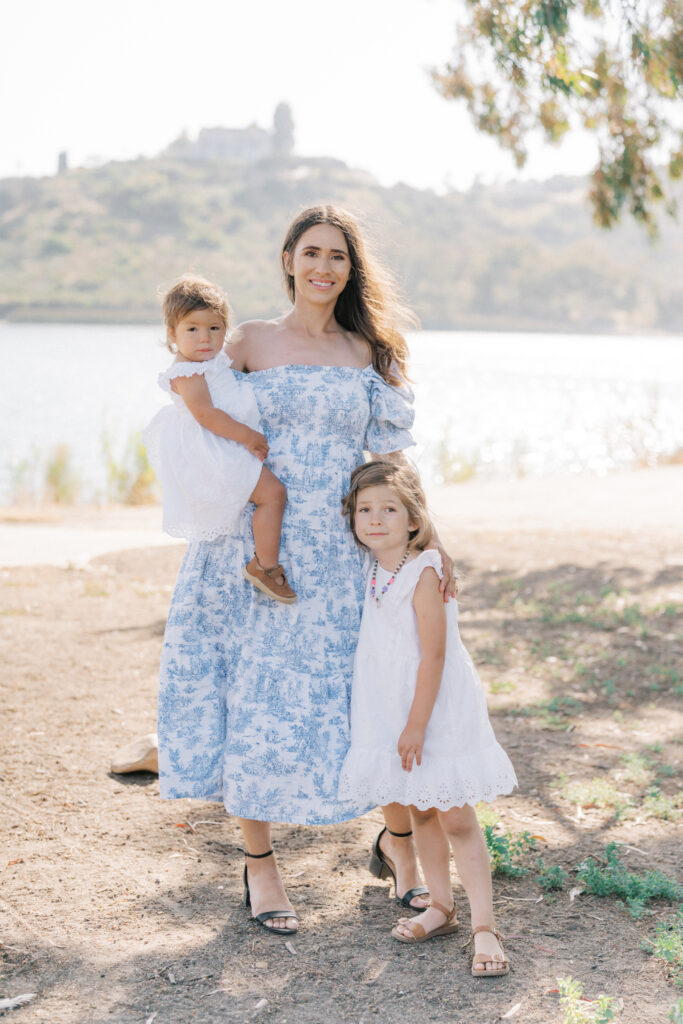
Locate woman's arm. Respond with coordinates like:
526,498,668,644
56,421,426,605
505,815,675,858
369,450,457,600
397,567,447,771
172,373,268,460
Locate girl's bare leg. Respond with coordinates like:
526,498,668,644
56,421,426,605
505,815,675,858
249,467,287,569
240,817,297,932
380,803,428,909
393,806,452,936
438,804,505,969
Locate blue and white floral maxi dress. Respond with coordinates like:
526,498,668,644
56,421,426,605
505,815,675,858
157,364,415,825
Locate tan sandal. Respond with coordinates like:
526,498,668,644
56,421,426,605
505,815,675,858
463,925,510,977
243,557,296,604
391,900,458,943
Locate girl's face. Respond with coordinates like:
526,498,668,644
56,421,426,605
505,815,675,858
285,224,352,305
353,484,416,559
169,308,227,362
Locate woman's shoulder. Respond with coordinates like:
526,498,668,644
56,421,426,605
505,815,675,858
227,319,282,371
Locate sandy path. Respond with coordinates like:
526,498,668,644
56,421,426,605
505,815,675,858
1,467,681,1023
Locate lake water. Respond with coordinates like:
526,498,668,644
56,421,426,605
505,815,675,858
2,323,682,503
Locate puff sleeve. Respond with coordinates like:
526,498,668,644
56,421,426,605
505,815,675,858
362,366,416,454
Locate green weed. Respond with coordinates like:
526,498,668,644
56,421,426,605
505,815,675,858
490,679,516,694
563,778,632,817
619,752,654,785
669,998,683,1024
103,432,157,505
537,858,568,891
475,804,501,829
576,842,683,919
641,788,682,822
557,976,615,1024
483,825,536,877
45,444,80,503
643,907,683,988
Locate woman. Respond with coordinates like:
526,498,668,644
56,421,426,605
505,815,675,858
156,205,456,935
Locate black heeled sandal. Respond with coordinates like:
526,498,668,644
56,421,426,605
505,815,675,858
243,849,298,936
369,826,430,909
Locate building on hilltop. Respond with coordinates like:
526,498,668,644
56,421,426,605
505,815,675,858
166,104,294,164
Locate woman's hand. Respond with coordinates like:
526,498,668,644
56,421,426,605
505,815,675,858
397,721,426,772
426,538,457,602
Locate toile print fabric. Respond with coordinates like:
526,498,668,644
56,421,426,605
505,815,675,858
339,549,518,810
157,363,415,825
143,351,264,542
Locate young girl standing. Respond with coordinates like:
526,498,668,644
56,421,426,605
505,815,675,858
143,274,295,603
339,460,518,975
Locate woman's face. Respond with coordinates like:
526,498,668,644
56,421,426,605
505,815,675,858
285,224,352,304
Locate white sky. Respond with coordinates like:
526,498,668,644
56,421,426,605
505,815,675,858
2,0,597,191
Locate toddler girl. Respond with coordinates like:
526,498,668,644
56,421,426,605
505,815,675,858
339,459,517,975
143,274,295,603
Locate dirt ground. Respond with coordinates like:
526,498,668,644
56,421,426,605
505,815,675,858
1,471,682,1024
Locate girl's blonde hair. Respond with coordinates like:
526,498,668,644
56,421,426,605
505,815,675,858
341,459,433,551
281,205,417,387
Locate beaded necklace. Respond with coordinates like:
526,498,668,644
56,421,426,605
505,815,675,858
370,550,410,607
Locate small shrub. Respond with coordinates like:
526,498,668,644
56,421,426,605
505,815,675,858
669,998,683,1024
104,432,158,505
45,444,80,503
563,778,632,818
576,842,683,919
643,906,683,988
537,858,568,891
641,788,682,822
619,752,653,785
484,825,536,877
557,976,615,1024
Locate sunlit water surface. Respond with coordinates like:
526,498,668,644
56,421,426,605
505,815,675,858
2,323,682,502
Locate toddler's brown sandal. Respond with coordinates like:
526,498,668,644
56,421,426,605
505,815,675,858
243,557,297,604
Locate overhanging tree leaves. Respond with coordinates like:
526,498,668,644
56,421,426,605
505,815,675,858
433,0,683,234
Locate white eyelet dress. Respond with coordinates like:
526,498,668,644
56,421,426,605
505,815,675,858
143,351,264,541
338,550,518,811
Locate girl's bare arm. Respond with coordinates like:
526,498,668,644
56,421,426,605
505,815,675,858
397,566,447,771
172,372,268,460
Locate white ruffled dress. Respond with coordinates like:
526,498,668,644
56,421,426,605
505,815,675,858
338,549,518,811
143,351,263,542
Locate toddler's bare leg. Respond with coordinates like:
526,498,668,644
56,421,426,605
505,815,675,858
249,466,286,569
438,804,505,970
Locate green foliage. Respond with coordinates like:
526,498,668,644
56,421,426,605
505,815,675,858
643,907,683,988
103,432,158,505
44,444,80,503
434,0,683,234
563,778,631,817
483,825,536,877
669,998,683,1024
557,976,615,1024
537,858,568,891
576,843,683,918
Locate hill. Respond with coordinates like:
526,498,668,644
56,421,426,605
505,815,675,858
0,153,681,332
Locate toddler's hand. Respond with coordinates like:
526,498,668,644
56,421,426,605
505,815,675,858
398,723,425,772
244,429,269,461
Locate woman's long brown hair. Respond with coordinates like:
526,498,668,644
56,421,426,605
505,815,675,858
281,205,417,386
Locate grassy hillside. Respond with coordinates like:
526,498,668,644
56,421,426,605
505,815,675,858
1,153,681,332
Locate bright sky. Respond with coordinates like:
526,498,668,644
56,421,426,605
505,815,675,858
2,0,597,191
